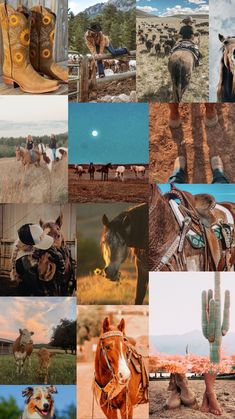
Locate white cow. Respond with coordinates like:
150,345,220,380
115,166,125,181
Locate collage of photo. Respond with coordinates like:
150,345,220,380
0,0,235,418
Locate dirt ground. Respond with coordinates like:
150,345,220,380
69,170,148,202
149,103,235,184
150,380,235,418
137,17,209,103
69,78,136,102
77,363,149,419
0,157,68,203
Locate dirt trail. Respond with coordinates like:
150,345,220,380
150,103,235,184
77,363,149,419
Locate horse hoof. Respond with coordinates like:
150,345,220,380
169,118,181,128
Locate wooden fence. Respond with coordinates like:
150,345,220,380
0,0,68,76
69,50,136,102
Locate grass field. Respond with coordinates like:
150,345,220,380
137,16,209,102
0,351,76,384
0,157,68,203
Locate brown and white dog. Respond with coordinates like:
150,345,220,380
20,386,57,419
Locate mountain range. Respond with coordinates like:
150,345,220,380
83,0,135,16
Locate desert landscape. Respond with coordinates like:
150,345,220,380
149,103,235,183
137,15,209,102
0,157,68,204
150,379,235,418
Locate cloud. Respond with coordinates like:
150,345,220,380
188,0,206,4
137,6,159,13
161,4,209,16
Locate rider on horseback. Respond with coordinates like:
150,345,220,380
49,134,57,161
26,135,35,161
173,16,202,66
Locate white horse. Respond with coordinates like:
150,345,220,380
115,166,125,182
130,165,146,177
75,164,86,177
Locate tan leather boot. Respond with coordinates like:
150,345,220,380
0,3,59,94
30,6,68,83
175,373,198,408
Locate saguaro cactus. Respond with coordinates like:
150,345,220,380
201,272,230,364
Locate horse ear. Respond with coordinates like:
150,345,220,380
102,214,109,227
117,318,125,333
56,212,63,227
39,219,44,228
218,34,225,43
122,215,131,231
19,328,22,335
102,317,110,332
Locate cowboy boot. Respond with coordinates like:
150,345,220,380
0,3,59,94
175,373,198,408
165,374,181,409
30,6,68,83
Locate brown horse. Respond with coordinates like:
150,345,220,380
94,317,148,419
217,34,235,102
39,213,76,295
168,48,196,102
168,103,218,128
149,184,235,271
101,204,148,304
15,147,41,169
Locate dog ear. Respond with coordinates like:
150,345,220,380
56,212,63,228
47,385,58,394
22,387,34,399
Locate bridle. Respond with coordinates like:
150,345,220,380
92,330,131,419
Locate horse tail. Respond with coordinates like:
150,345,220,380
171,61,186,102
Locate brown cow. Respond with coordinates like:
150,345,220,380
13,328,34,374
37,348,56,384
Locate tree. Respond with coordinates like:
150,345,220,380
0,397,21,419
55,403,76,419
50,319,76,354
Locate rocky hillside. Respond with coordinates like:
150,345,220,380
84,0,135,16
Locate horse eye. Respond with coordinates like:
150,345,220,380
105,344,111,350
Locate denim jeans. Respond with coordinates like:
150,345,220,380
168,168,230,184
52,148,56,161
96,43,128,76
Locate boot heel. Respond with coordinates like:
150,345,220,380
2,76,19,88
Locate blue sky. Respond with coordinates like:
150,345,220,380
137,0,209,16
69,103,149,164
69,0,108,14
0,385,76,411
158,184,235,202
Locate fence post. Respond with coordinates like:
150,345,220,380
89,59,97,101
80,56,89,102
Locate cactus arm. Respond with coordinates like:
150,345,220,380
222,290,230,336
202,290,209,339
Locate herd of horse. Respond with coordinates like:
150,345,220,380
74,164,146,181
138,18,235,102
15,145,68,172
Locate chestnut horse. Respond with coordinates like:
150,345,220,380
168,103,218,128
39,213,76,295
94,317,148,419
16,147,41,169
168,48,196,102
101,204,148,304
149,184,235,271
217,34,235,102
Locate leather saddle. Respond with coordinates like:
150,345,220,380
171,41,200,63
126,340,149,404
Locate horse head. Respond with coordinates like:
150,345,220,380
39,213,64,248
101,214,130,281
219,34,235,91
15,146,22,161
97,317,131,385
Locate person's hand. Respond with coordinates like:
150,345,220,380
94,53,103,59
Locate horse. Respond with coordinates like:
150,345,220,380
93,317,148,419
88,163,96,180
115,166,125,182
130,165,146,178
16,147,42,169
168,103,218,128
168,45,197,102
39,213,76,295
13,328,34,374
101,204,148,304
217,34,235,102
97,163,113,181
74,164,86,177
149,184,235,271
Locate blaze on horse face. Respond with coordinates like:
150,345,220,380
39,213,64,248
101,317,131,384
101,214,130,281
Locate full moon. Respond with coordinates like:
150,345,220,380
92,130,98,137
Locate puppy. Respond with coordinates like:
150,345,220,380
20,386,57,419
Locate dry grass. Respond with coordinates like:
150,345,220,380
77,271,149,305
0,157,68,203
137,17,209,102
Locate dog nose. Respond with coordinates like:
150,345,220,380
43,403,49,410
